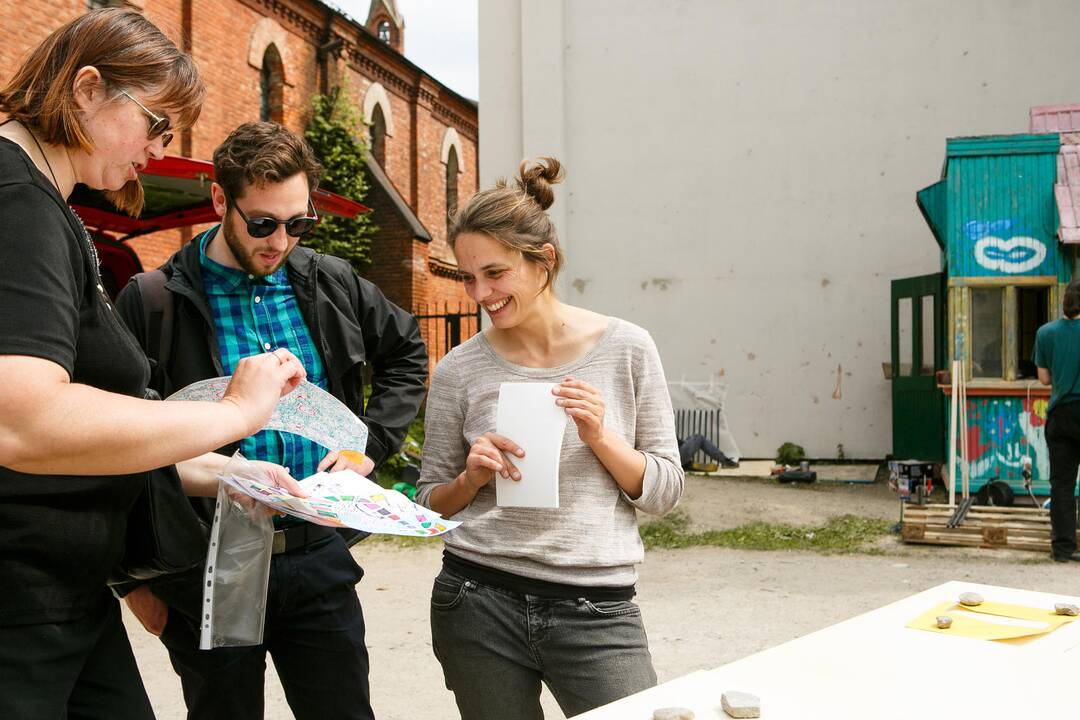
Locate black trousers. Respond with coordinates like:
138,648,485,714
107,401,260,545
159,533,374,720
1045,401,1080,558
0,593,155,720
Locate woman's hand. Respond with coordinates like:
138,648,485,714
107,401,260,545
463,432,525,494
553,376,606,445
224,460,308,519
220,349,306,436
248,460,307,499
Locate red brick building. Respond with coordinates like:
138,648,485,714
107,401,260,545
0,0,478,362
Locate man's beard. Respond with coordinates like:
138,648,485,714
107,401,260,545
221,216,289,278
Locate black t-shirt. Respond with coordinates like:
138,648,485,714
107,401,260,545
0,137,150,625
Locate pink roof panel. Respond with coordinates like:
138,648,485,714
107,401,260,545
1031,104,1080,133
1055,136,1080,244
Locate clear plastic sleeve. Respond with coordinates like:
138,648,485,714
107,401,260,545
199,453,274,649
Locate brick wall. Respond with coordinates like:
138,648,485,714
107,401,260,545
0,0,477,318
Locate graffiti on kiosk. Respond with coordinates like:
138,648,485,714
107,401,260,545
963,397,1048,481
964,219,1048,275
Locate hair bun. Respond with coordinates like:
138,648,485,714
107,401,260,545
516,156,564,211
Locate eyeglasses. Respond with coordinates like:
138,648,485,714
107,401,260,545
118,89,173,148
231,199,319,238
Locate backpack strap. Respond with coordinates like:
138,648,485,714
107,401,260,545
134,269,174,380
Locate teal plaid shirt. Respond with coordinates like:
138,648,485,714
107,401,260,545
198,227,329,482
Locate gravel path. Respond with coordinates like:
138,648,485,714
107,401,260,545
126,475,1076,719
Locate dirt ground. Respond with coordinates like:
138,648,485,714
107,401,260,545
125,474,1079,719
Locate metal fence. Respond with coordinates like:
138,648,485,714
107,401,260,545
674,408,727,465
413,301,481,369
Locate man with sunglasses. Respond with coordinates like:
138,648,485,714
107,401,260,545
115,122,428,720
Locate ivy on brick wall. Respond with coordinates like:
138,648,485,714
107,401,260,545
303,85,376,273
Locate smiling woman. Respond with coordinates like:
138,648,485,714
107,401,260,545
0,9,309,719
416,158,685,719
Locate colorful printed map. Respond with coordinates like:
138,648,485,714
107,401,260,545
222,467,458,537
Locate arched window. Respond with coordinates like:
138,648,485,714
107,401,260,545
369,104,387,166
445,145,459,232
377,20,392,44
259,44,284,123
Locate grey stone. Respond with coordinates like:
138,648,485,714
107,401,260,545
936,615,953,629
721,690,761,718
653,708,695,720
958,592,984,606
1055,603,1079,616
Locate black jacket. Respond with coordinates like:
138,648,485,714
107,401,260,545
115,230,428,470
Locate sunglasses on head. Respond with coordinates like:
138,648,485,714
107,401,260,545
118,89,173,148
231,198,320,238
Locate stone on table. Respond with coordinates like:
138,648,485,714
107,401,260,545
652,708,695,720
958,592,983,606
721,690,761,718
935,615,953,629
1054,603,1079,616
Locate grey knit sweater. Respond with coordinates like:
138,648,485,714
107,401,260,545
416,317,684,587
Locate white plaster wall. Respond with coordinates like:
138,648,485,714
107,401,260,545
479,0,1080,458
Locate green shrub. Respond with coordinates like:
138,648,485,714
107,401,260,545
776,441,805,466
302,84,376,273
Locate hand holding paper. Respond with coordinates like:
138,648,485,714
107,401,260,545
464,432,525,491
495,382,566,508
553,376,606,445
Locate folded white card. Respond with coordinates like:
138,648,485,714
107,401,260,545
495,382,565,508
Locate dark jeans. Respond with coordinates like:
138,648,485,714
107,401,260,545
0,593,155,720
1046,401,1080,558
159,533,373,720
429,567,657,720
679,433,732,468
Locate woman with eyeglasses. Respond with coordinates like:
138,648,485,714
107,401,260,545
0,9,308,717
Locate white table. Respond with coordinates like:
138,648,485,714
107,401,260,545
577,581,1080,719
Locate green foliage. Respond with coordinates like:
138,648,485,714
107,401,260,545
303,85,376,273
776,441,806,466
639,511,891,553
836,442,846,460
375,404,425,486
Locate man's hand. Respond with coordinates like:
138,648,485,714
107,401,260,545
318,450,375,477
125,585,168,637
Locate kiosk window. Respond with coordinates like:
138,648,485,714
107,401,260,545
971,287,1003,378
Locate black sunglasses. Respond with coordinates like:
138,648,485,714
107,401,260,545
231,199,319,238
119,90,173,148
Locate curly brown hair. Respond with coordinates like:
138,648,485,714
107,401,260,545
213,122,323,202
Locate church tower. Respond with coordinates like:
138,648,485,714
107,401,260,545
366,0,405,54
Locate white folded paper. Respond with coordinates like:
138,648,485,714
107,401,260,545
495,382,566,508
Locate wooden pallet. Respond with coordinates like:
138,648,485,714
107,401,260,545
900,503,1068,553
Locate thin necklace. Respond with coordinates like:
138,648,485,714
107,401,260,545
26,128,60,192
25,128,104,289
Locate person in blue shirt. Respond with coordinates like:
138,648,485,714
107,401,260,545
1034,279,1080,562
116,122,428,719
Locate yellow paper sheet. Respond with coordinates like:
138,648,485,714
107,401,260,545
907,601,1075,642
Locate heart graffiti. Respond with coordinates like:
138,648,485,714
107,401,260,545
973,236,1047,274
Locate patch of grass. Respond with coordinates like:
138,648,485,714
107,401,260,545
640,511,891,554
